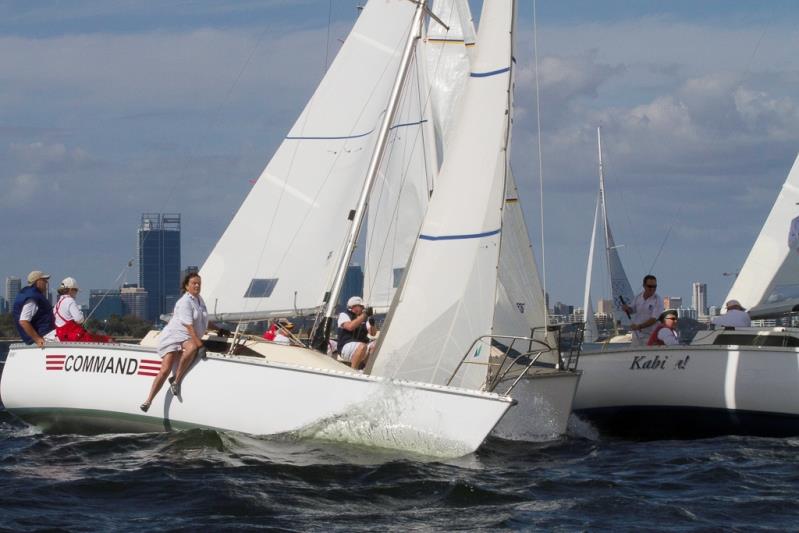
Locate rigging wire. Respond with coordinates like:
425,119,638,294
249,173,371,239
532,0,547,322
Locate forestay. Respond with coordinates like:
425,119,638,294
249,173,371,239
200,1,417,320
726,153,799,315
371,0,514,390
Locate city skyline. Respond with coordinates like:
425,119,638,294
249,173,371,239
1,2,798,309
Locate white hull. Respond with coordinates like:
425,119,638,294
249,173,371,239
574,344,799,437
491,370,581,441
0,343,513,457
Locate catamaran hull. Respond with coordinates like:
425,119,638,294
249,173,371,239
574,345,799,438
491,370,581,441
0,344,513,457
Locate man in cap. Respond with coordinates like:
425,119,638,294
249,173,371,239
273,318,296,345
712,299,751,328
13,270,57,347
647,309,680,346
336,296,376,369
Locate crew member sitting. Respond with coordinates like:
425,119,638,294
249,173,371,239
647,309,680,346
13,270,56,347
273,319,296,345
337,296,377,369
53,277,113,343
712,299,751,328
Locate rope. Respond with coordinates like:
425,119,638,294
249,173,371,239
532,0,548,323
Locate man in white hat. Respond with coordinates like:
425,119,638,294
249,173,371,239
13,270,56,347
336,296,377,369
712,299,751,328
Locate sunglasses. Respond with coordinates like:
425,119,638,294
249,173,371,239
645,285,657,289
665,317,677,320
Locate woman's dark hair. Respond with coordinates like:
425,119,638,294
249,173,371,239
57,287,70,296
181,272,201,294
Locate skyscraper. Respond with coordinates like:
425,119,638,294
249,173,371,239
89,289,124,320
121,284,148,320
5,276,21,308
692,282,708,316
138,213,181,322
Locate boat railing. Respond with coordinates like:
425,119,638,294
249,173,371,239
561,323,585,371
445,334,556,396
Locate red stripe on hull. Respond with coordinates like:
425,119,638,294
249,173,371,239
137,371,158,377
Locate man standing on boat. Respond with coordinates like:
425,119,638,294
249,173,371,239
13,270,56,347
622,275,664,346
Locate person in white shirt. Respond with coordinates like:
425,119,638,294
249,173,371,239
622,274,665,346
712,299,751,328
648,309,680,346
273,319,296,345
53,277,112,343
141,272,216,412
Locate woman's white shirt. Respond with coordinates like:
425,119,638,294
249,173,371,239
157,293,208,352
54,295,84,327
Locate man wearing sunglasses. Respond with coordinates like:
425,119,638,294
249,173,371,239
622,274,664,346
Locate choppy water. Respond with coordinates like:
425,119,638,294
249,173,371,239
2,343,799,531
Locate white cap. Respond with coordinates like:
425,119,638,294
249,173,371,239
60,277,80,290
27,270,50,284
347,296,364,308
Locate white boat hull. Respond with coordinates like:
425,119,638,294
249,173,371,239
0,343,514,457
491,369,581,441
574,344,799,437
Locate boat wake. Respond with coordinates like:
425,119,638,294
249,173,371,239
289,381,473,458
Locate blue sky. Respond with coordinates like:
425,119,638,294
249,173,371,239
1,0,798,310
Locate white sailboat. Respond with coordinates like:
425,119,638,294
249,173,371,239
574,151,799,438
0,0,516,457
1,0,578,453
366,0,579,441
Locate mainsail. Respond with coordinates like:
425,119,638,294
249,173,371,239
726,152,799,316
200,1,418,321
371,0,515,389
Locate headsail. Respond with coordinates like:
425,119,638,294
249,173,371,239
584,127,634,335
371,0,515,389
200,1,418,321
493,169,559,362
583,197,601,342
726,152,799,316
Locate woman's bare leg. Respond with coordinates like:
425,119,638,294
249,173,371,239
173,340,199,388
142,352,177,408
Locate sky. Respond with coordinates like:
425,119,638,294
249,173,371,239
1,0,798,310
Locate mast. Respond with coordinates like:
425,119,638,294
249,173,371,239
312,0,428,352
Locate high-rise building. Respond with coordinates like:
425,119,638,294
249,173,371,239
121,284,148,320
5,276,21,308
663,296,682,310
692,282,708,316
89,289,124,320
138,213,181,322
181,265,199,282
597,299,614,315
0,296,6,314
